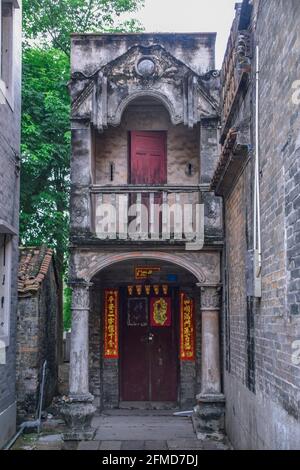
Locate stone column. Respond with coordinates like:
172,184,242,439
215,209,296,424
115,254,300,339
70,122,92,237
200,118,219,187
200,285,222,394
193,284,225,437
61,282,96,441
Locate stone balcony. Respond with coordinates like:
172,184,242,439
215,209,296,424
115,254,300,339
91,184,202,249
70,185,223,250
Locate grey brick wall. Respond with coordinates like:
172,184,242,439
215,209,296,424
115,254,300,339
0,2,21,449
255,0,300,421
222,0,300,450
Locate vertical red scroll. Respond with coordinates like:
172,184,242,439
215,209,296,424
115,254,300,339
180,293,195,361
104,289,119,359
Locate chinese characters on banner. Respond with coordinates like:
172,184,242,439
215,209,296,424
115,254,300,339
180,293,195,361
104,289,119,359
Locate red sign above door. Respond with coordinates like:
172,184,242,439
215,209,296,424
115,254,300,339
135,266,161,280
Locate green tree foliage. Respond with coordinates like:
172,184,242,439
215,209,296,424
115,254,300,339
20,48,71,273
63,286,72,330
23,0,144,55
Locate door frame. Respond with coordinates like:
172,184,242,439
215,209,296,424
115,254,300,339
128,130,168,184
118,285,180,406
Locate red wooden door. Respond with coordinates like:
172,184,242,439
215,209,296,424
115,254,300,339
150,322,178,401
121,290,178,403
130,131,166,232
130,131,167,184
121,296,149,401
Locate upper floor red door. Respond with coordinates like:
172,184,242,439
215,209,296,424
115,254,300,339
130,131,167,184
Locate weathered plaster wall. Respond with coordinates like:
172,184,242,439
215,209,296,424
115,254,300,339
225,373,300,450
0,2,22,449
68,32,222,418
71,33,216,77
69,32,219,133
70,249,221,285
69,31,222,246
95,104,200,185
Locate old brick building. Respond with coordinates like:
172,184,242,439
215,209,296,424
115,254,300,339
62,32,225,439
16,246,62,420
0,0,22,448
211,0,300,449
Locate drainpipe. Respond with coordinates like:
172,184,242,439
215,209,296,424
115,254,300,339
253,44,262,297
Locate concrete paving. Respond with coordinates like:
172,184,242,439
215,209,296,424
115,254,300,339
77,412,230,450
12,412,231,450
93,414,196,441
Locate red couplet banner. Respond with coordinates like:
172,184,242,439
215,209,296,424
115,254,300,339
180,293,195,361
103,289,119,359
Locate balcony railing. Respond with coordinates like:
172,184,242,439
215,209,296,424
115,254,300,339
90,185,204,248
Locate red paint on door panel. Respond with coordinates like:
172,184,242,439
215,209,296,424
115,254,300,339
130,131,167,184
121,296,149,401
150,324,178,402
121,290,178,403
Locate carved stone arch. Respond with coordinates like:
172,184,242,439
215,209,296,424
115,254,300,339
86,252,206,283
110,90,181,127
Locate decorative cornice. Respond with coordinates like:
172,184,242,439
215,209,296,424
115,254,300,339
70,43,220,130
210,128,238,191
210,127,251,196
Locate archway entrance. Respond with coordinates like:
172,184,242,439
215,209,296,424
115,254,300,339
90,257,200,410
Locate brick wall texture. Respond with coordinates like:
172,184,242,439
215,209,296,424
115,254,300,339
223,0,300,450
16,263,60,420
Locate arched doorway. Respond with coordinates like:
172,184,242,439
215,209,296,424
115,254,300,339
89,257,200,410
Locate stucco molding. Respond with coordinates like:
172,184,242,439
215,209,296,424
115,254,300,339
111,90,181,127
70,44,219,131
199,285,222,311
71,251,221,284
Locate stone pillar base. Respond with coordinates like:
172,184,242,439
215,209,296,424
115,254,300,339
60,394,96,441
192,394,225,438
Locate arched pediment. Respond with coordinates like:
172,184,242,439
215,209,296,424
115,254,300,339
111,90,180,127
70,44,220,131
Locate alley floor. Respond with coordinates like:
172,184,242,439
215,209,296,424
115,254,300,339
11,411,231,451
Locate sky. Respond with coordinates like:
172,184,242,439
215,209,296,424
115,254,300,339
125,0,238,68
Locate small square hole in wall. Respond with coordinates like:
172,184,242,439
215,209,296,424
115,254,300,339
109,162,115,182
185,162,195,177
